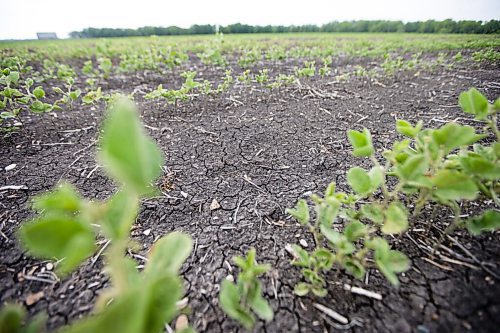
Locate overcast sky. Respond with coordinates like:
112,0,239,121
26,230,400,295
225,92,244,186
1,0,499,40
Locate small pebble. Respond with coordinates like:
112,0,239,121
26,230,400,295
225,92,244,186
176,297,188,309
175,314,189,331
4,164,16,171
226,274,234,282
25,291,44,306
210,199,221,211
299,239,308,248
417,325,430,333
143,229,151,236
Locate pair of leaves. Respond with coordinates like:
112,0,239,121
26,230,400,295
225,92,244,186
347,166,383,197
460,153,500,180
291,248,329,296
317,196,341,227
285,199,309,225
347,128,374,157
432,123,485,155
318,225,365,280
219,249,273,329
382,202,408,235
320,225,355,255
29,101,53,113
19,98,166,276
19,216,95,276
458,88,489,120
233,248,270,281
431,170,478,202
369,238,410,287
396,119,423,138
395,155,428,184
18,184,94,276
360,201,408,234
220,280,263,329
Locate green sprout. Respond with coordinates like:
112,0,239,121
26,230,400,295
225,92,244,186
219,248,273,329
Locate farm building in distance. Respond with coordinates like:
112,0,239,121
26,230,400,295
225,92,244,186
36,32,58,40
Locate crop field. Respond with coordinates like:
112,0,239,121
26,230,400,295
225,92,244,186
1,33,500,332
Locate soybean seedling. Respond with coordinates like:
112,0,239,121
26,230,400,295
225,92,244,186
286,88,500,296
219,248,273,329
7,97,195,333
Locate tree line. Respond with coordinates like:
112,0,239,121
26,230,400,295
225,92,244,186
69,20,500,38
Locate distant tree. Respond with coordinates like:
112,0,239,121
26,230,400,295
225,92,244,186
68,20,500,39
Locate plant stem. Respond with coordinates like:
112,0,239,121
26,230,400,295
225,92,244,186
432,201,461,256
370,155,391,206
488,113,500,142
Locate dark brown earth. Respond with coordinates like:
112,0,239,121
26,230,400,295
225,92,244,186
1,53,500,333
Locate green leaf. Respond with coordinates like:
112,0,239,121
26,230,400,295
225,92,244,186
431,170,478,201
466,210,500,236
62,289,142,333
343,259,366,280
382,202,408,234
495,97,500,111
347,167,372,196
368,166,384,190
32,182,82,214
293,282,310,296
344,220,367,242
52,87,64,94
317,197,340,227
25,78,34,87
393,139,411,153
62,274,181,333
395,154,428,181
372,239,409,287
432,123,486,154
18,216,95,275
291,245,310,267
69,90,81,101
324,182,336,198
396,119,422,138
320,225,343,245
361,203,384,224
33,86,45,99
494,143,500,159
219,280,254,329
7,71,19,84
458,88,489,120
248,287,273,322
286,199,310,225
142,275,182,333
0,304,23,333
313,248,335,270
321,225,355,254
376,250,410,287
29,100,52,113
347,128,374,157
100,190,139,241
99,98,163,195
460,154,500,180
144,232,193,278
311,286,328,297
